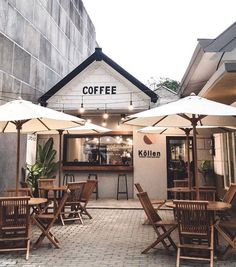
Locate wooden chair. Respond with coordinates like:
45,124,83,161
218,183,236,220
173,200,214,267
215,218,236,259
32,189,70,249
0,196,31,260
5,188,32,197
37,178,55,212
79,180,97,219
192,189,216,201
137,192,177,254
20,181,34,197
61,182,86,225
173,180,188,187
134,183,166,210
37,178,55,198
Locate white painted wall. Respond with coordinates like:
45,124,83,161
133,131,167,199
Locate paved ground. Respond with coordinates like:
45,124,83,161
0,200,236,266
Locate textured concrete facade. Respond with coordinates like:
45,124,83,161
0,0,97,103
0,0,97,189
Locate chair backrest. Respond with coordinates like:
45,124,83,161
66,182,86,203
134,183,144,193
198,189,216,201
20,182,34,197
173,200,211,238
37,179,55,198
5,188,32,197
0,196,30,231
223,183,236,204
173,179,188,187
80,180,97,203
137,192,162,225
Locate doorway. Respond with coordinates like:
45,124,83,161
166,136,194,197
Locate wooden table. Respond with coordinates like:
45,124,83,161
29,197,48,215
29,198,47,206
165,200,231,211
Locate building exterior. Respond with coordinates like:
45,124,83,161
0,1,235,200
0,0,97,189
179,21,236,197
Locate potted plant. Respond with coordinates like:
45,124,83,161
26,138,59,196
199,160,213,184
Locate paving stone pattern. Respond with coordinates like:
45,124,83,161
0,209,235,267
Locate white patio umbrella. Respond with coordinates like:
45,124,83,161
0,99,84,193
125,93,236,199
36,122,111,186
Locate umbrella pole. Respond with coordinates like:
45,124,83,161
58,130,63,187
185,130,191,189
192,116,199,199
16,124,22,196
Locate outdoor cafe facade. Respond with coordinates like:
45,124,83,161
26,47,217,200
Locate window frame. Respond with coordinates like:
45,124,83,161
62,132,133,167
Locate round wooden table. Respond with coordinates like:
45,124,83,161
165,200,231,211
29,198,48,206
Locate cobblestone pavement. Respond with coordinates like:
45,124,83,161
0,208,236,267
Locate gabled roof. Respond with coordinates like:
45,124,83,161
39,48,158,105
198,22,236,52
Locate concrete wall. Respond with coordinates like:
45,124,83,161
0,0,97,189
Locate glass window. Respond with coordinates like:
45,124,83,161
63,134,133,166
223,132,236,187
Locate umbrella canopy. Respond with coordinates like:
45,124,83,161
0,99,84,193
126,94,236,127
125,94,236,199
66,122,111,134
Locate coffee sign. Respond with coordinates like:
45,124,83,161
82,85,117,95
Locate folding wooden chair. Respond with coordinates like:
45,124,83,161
32,189,70,249
79,180,97,219
137,192,177,254
0,196,31,260
37,178,55,213
134,183,166,210
215,218,236,259
135,183,166,225
5,188,32,197
174,200,214,267
192,189,216,201
37,178,55,198
61,182,86,225
217,183,236,220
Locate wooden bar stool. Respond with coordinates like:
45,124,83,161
88,173,98,200
63,173,75,185
117,174,128,200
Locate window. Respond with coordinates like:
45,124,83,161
63,134,133,166
223,132,236,187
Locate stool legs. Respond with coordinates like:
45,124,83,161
88,173,98,200
63,173,75,185
117,174,128,200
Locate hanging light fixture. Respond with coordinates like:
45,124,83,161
102,119,107,127
79,96,85,113
121,114,126,121
103,104,109,119
128,93,134,111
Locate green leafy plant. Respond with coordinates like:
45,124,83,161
26,137,59,196
200,160,212,174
